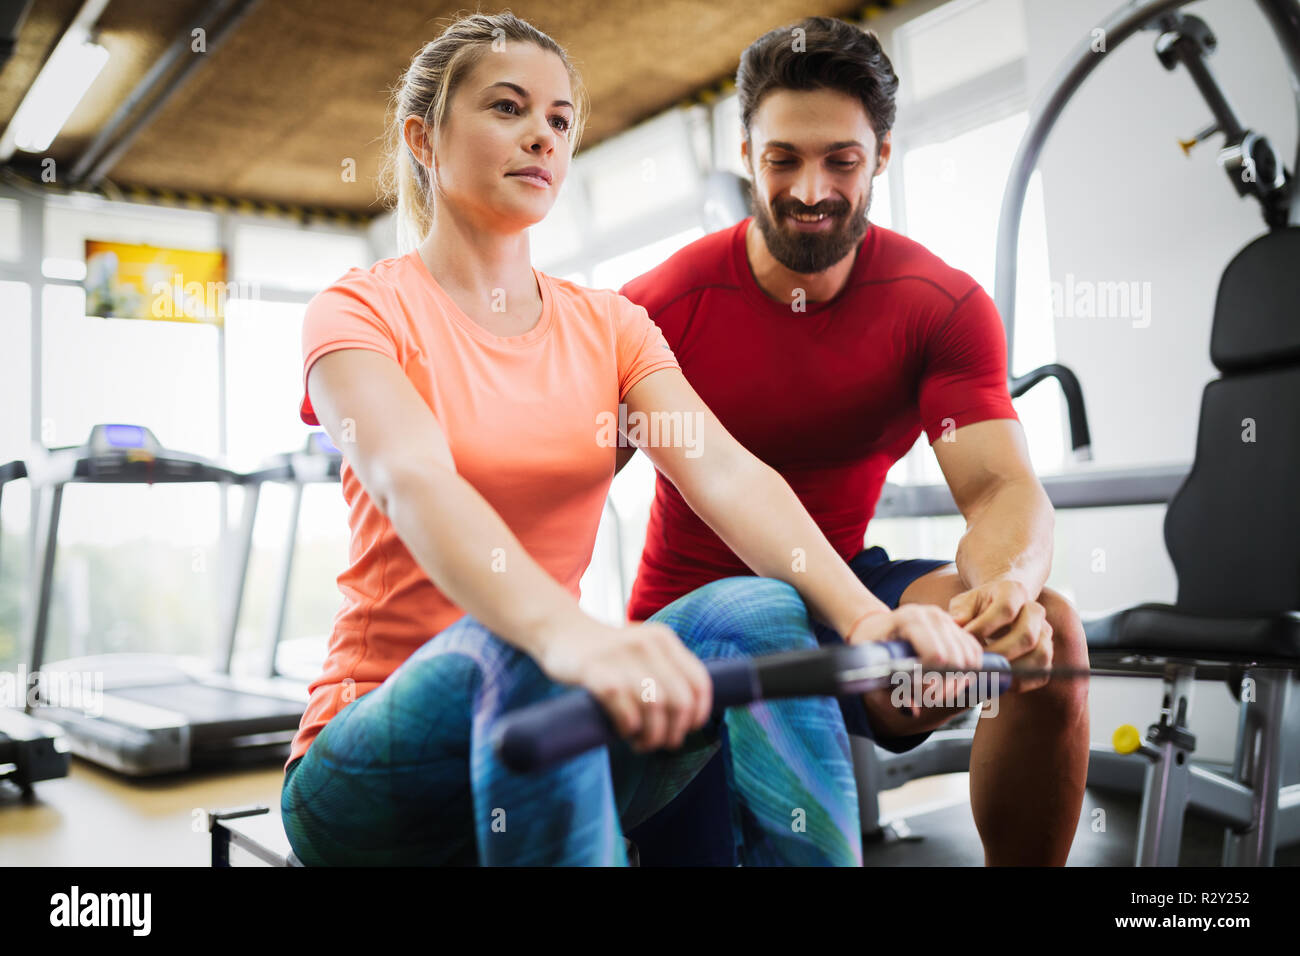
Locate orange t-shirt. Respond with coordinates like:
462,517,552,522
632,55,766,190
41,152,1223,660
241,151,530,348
288,250,680,767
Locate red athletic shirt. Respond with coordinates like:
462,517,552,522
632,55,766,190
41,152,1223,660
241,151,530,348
622,217,1020,621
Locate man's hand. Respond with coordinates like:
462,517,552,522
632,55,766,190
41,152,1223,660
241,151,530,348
947,579,1052,693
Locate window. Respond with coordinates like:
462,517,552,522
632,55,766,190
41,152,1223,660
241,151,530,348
42,284,221,457
883,0,1062,485
528,182,586,272
591,227,704,292
0,280,31,674
583,112,702,234
895,113,1060,482
712,93,747,179
232,223,369,293
870,170,893,230
222,295,349,676
224,297,311,471
0,281,31,462
896,0,1028,103
44,196,218,281
0,198,21,261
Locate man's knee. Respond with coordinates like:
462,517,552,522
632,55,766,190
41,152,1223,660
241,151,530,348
1033,587,1089,717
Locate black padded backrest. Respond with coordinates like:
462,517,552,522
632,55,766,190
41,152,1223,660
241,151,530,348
1211,228,1300,372
1164,230,1300,615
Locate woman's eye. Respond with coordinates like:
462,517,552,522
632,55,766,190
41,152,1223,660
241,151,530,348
493,100,519,115
551,115,571,132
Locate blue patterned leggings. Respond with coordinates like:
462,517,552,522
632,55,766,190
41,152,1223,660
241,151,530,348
281,576,862,865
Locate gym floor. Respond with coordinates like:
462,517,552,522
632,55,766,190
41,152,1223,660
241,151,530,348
2,757,971,866
8,754,1294,865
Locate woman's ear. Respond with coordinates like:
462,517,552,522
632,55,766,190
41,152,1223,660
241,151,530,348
403,115,434,170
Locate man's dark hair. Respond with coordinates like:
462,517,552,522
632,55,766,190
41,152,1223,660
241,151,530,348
736,17,899,154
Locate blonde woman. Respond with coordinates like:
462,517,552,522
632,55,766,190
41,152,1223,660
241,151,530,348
280,11,984,866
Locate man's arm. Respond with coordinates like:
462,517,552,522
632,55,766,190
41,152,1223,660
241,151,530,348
622,366,890,636
861,418,1055,737
932,419,1054,600
614,442,637,476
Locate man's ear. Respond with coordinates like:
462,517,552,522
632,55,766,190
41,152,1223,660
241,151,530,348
874,130,892,177
740,135,753,177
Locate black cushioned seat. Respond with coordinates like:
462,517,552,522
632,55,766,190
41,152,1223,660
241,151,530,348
1084,604,1300,663
1085,228,1300,663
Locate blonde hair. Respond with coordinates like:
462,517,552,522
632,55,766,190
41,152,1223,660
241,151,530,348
378,10,589,253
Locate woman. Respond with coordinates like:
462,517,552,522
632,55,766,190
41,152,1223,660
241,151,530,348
280,10,984,866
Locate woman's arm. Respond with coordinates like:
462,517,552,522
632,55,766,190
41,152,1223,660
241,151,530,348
308,348,595,659
621,367,890,637
306,348,711,748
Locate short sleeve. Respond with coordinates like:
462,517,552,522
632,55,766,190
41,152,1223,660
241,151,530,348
300,270,401,425
917,284,1020,445
614,295,680,402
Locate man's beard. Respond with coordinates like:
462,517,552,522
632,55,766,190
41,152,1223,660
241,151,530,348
750,184,872,275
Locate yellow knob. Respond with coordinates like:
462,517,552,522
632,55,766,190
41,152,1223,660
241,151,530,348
1113,724,1142,754
1178,137,1197,156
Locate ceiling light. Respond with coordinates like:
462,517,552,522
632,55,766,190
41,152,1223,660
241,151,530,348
7,39,109,155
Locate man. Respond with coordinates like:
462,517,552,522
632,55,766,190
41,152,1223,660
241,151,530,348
619,16,1089,866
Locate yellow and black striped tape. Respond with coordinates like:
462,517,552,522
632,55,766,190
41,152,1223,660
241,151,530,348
114,182,371,225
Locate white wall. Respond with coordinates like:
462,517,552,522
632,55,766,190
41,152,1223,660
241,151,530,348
1018,0,1297,758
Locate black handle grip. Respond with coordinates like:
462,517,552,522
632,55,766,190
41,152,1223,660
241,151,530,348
874,640,1013,695
492,641,1012,772
492,657,759,774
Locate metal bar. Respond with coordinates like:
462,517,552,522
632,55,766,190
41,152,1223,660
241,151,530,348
68,0,242,184
1255,0,1300,222
75,0,265,188
875,463,1189,519
1223,668,1291,864
994,0,1209,368
1135,666,1195,865
265,483,303,677
217,480,259,675
0,0,112,163
23,483,63,708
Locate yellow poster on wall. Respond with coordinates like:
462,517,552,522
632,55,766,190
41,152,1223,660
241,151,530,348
84,240,230,325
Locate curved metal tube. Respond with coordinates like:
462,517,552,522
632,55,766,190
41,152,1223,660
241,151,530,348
994,0,1202,356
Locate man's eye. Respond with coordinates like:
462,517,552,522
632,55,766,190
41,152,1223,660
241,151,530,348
768,159,795,167
830,160,859,169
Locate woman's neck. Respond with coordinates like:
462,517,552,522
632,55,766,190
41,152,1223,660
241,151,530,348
418,206,536,309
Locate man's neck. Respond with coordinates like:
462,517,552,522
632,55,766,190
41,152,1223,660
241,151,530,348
743,218,860,307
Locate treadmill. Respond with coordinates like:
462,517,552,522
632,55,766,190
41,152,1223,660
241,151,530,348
1,458,70,797
223,430,342,683
22,424,306,776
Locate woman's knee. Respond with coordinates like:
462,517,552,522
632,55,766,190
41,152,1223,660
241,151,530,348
658,576,818,658
397,616,559,718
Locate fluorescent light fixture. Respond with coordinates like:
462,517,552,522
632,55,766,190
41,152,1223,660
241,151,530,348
10,39,109,154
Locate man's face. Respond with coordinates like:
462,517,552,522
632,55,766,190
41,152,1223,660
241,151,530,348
743,88,890,274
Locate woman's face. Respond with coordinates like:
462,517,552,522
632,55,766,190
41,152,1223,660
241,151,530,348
411,41,575,233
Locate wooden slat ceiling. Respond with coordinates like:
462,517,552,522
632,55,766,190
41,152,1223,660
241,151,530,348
0,0,879,217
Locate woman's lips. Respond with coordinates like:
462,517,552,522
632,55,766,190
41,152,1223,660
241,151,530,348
508,172,551,188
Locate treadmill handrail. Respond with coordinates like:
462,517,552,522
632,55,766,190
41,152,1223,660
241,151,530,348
24,443,245,487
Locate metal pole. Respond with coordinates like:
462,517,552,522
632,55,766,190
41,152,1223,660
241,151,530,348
993,0,1206,366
